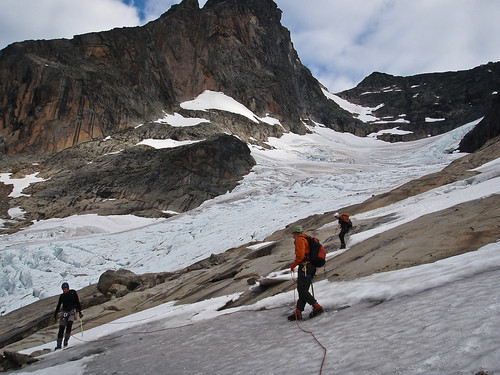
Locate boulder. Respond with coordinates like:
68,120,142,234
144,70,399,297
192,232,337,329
97,269,142,295
0,351,38,371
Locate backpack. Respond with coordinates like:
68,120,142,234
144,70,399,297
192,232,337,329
306,236,326,267
339,213,353,229
339,213,350,223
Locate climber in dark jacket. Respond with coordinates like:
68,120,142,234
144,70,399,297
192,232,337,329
53,282,82,350
334,212,353,249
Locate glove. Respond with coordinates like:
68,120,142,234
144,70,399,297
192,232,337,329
53,315,57,323
290,265,295,272
79,312,83,318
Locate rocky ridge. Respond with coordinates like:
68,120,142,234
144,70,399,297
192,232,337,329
0,0,357,156
0,131,256,233
459,92,500,152
337,62,500,144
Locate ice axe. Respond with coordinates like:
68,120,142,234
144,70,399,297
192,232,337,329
79,314,84,337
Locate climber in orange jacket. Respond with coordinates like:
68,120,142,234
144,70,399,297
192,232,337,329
288,225,324,321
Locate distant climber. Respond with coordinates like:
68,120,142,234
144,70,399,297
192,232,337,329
53,282,82,350
334,212,353,249
288,225,324,321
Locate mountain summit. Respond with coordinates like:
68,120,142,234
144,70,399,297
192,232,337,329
0,0,354,155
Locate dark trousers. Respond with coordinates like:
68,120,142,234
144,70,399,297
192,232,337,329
339,228,349,246
296,263,317,311
57,321,73,346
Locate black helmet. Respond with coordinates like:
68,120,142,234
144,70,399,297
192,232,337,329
61,282,69,289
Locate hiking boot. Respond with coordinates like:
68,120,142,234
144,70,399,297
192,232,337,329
54,345,62,351
287,309,302,321
63,339,69,347
309,303,324,318
340,244,346,249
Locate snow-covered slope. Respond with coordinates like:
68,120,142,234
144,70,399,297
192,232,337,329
12,186,500,374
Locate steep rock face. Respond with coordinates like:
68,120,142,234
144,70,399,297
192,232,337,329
0,0,354,155
338,62,500,141
459,93,500,152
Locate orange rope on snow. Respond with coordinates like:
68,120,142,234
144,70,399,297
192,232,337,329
291,272,327,375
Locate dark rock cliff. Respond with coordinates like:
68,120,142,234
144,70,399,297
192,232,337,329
0,0,354,155
459,93,500,152
9,134,255,224
338,62,500,141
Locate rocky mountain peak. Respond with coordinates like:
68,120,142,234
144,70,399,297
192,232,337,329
0,0,350,156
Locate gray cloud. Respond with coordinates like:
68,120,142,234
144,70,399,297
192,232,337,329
0,0,140,48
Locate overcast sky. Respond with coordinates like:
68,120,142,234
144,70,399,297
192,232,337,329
1,0,499,92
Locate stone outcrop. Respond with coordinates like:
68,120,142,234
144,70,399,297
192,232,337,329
0,0,356,155
6,134,255,224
